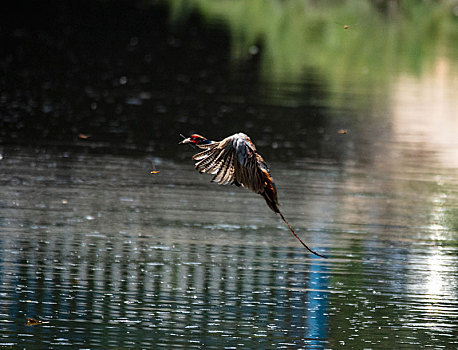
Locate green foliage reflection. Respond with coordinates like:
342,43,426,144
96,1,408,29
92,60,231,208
168,0,458,98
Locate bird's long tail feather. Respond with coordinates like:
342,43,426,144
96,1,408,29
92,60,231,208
279,211,327,258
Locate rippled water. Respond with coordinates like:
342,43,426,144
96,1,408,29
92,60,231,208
1,1,458,349
1,146,456,348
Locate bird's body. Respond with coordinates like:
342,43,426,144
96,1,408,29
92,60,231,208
180,133,326,258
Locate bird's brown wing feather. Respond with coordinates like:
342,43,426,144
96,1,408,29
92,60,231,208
192,134,265,193
233,152,264,193
193,140,239,186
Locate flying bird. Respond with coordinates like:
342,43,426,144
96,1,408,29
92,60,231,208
180,132,326,258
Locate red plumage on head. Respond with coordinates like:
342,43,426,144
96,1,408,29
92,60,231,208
190,134,209,145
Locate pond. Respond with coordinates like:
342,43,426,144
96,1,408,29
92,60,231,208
1,1,457,349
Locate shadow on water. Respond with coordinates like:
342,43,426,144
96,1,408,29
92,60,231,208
1,0,371,162
1,0,458,348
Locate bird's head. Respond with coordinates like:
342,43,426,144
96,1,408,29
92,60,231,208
179,134,212,145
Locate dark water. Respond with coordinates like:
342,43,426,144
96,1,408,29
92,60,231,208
1,1,457,349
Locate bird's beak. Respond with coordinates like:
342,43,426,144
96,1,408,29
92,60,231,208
179,138,191,144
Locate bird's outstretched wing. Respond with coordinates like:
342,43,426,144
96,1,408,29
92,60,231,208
192,133,263,192
193,141,236,185
192,133,279,213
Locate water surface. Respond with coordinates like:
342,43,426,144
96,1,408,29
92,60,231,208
1,1,457,349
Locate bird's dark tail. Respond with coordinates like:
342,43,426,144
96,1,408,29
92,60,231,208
262,191,280,213
261,182,280,213
278,211,327,258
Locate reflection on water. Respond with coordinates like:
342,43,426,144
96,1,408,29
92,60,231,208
1,0,458,349
392,58,458,168
0,148,456,348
